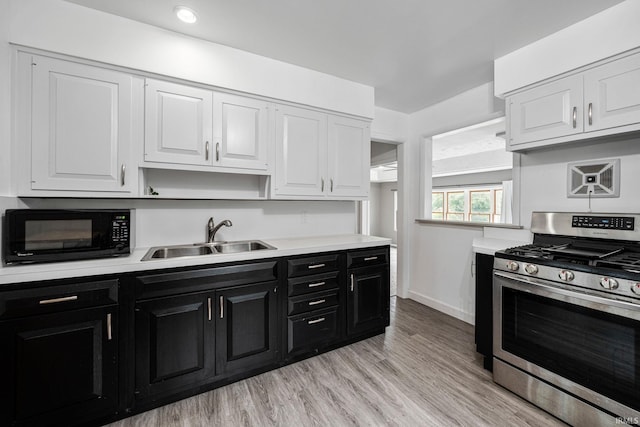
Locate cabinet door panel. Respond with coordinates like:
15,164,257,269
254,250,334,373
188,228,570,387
328,116,370,197
508,75,583,146
31,56,133,192
213,92,268,170
216,282,277,374
135,292,214,400
144,79,213,166
584,53,640,132
0,306,117,426
274,105,327,197
347,265,390,336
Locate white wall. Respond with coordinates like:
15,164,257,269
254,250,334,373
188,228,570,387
371,106,409,142
0,0,11,196
402,82,504,323
519,135,640,226
8,0,373,118
495,0,640,95
368,183,382,237
369,182,397,244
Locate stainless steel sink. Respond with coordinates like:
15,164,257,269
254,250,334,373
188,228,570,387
141,240,275,261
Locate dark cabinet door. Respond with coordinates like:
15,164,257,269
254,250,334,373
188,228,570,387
216,282,278,375
474,253,494,371
0,306,118,427
135,292,215,400
347,265,390,336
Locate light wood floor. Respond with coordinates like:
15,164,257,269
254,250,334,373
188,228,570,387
107,298,565,427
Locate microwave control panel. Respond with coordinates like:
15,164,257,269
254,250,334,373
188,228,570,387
111,214,130,245
572,215,634,231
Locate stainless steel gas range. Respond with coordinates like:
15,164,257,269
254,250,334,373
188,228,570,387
493,212,640,426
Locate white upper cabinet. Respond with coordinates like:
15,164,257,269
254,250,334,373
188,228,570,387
327,116,370,198
273,105,370,199
144,79,213,166
213,92,269,171
507,51,640,151
29,55,137,194
274,105,327,197
508,75,583,146
583,53,640,132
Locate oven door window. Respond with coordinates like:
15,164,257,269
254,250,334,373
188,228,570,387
502,288,640,411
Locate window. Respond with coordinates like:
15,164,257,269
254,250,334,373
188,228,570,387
432,186,503,223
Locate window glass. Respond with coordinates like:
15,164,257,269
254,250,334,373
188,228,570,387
432,186,504,223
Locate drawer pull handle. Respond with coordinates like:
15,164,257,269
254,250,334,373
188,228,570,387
220,296,224,319
308,299,326,306
207,297,212,321
350,274,355,292
39,295,78,305
308,263,325,269
107,313,112,341
308,281,325,288
308,317,325,325
364,256,378,261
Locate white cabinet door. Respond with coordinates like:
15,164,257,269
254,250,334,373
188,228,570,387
508,75,583,146
213,92,268,171
274,105,327,197
144,79,213,166
584,52,640,132
31,56,134,192
327,116,370,198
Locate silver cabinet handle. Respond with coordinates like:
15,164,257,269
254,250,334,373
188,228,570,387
308,299,326,306
308,317,325,325
216,142,220,162
308,281,325,288
364,256,378,261
207,297,212,321
350,274,355,292
572,106,577,128
205,141,210,161
321,178,324,192
120,164,126,186
330,178,334,192
39,295,78,305
107,313,112,341
219,295,224,319
588,103,593,126
308,263,325,269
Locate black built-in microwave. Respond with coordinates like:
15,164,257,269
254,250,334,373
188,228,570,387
3,209,131,265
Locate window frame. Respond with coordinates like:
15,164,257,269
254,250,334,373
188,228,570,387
432,185,503,223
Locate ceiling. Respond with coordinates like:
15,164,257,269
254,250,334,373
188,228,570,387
432,118,505,161
65,0,623,113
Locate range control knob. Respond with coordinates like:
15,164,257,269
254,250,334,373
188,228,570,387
558,270,575,282
631,283,640,295
524,264,538,275
600,277,619,290
506,261,519,271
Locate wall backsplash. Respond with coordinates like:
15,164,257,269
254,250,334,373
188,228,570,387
0,198,357,258
519,134,640,226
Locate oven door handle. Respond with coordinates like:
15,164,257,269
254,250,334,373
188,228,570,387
494,270,640,317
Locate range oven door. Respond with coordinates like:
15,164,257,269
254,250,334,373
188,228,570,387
494,270,640,419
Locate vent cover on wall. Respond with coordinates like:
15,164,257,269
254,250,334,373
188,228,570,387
567,158,620,198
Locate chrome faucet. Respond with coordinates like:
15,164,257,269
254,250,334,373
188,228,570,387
207,217,232,243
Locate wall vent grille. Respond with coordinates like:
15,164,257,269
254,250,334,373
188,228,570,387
567,158,620,198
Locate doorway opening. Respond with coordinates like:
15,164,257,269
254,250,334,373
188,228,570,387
361,141,399,297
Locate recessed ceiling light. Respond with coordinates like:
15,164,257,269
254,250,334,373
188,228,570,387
174,6,197,24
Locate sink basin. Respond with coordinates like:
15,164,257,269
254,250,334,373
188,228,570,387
141,240,275,261
210,241,273,254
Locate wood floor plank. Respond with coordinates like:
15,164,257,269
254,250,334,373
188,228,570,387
106,298,566,427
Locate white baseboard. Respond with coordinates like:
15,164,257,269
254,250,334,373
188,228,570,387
408,290,475,325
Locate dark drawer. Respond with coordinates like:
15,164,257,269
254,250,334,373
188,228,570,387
288,290,338,315
347,247,389,269
288,271,339,297
287,254,340,278
287,307,339,354
0,279,118,320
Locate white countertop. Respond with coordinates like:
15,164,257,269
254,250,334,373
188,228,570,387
0,234,391,285
472,237,528,256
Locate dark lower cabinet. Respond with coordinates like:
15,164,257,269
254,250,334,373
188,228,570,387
0,281,118,426
474,253,494,371
134,291,215,401
215,282,278,375
346,247,390,337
